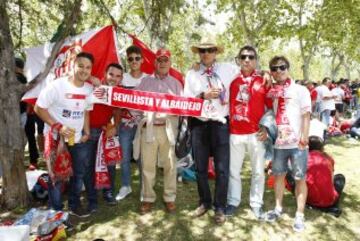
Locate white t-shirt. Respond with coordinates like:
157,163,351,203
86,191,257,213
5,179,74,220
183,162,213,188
184,63,238,119
36,77,93,143
316,85,335,111
122,72,147,88
331,87,345,104
274,81,311,149
309,118,327,141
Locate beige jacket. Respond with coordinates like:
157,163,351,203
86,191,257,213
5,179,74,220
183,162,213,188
132,112,179,160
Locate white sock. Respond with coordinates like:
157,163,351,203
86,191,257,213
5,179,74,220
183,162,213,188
295,212,304,218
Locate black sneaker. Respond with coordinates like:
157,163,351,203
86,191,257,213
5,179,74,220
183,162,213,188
104,193,116,206
64,220,74,232
225,205,237,217
69,207,90,218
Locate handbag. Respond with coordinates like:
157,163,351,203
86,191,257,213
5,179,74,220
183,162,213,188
175,116,192,158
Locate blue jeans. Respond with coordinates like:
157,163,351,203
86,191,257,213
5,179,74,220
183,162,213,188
272,148,308,180
48,179,65,211
68,141,97,211
190,118,230,211
321,110,331,127
86,128,117,196
118,123,137,187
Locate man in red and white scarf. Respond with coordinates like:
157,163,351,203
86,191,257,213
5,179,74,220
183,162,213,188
226,46,272,220
35,52,94,217
85,63,123,207
264,56,311,233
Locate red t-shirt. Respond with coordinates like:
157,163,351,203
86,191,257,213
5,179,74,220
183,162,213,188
89,104,115,128
229,71,272,134
308,87,318,102
306,150,339,207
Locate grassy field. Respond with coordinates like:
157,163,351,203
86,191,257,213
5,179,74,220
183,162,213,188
1,137,359,240
65,136,360,241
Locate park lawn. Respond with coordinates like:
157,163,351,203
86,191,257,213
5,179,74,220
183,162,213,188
66,136,360,241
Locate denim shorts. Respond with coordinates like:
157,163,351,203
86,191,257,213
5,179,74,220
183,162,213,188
272,148,308,180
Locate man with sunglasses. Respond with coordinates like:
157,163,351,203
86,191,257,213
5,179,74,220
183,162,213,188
184,37,238,225
134,49,182,214
265,56,311,232
115,45,148,201
226,46,272,220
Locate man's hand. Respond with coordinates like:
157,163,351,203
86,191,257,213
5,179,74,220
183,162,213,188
262,71,273,88
80,134,90,143
59,126,75,139
90,76,102,87
105,126,117,138
204,88,221,99
257,126,268,141
298,135,308,150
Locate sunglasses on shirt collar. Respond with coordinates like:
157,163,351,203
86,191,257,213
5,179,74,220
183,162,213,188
127,56,142,62
270,65,288,72
199,48,217,54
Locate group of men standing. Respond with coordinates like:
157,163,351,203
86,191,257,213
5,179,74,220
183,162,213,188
33,36,311,233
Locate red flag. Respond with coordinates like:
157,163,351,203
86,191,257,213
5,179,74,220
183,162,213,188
129,34,184,86
22,25,120,105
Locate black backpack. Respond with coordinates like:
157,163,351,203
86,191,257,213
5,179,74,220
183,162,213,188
175,117,191,159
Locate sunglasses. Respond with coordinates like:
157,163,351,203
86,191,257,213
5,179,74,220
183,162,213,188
127,56,142,62
237,54,256,60
270,65,288,72
156,58,169,63
199,48,217,54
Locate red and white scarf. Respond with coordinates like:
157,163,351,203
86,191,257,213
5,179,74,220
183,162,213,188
44,123,73,181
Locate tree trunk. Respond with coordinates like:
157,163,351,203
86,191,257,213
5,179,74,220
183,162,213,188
0,0,31,209
330,53,344,81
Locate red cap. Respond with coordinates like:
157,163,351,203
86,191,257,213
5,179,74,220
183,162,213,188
155,49,171,59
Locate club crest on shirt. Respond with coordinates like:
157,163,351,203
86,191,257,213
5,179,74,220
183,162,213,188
62,109,72,118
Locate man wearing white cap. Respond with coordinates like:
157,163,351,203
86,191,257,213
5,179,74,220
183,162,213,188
184,37,238,224
134,49,183,214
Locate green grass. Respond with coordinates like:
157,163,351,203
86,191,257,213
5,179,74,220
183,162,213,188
2,137,359,240
66,136,360,241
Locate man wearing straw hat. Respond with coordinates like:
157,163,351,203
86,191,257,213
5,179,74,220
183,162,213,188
184,36,238,224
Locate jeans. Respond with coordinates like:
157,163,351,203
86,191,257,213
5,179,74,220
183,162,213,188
68,141,97,211
86,128,116,197
320,109,331,127
191,118,230,211
272,148,308,180
48,179,65,211
118,123,137,187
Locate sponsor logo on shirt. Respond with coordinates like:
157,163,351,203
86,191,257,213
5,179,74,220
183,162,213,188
62,109,72,118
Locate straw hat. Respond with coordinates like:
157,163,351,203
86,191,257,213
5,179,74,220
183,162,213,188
191,35,224,54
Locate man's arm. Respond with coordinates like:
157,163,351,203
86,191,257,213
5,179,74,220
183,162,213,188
34,105,57,126
299,112,311,149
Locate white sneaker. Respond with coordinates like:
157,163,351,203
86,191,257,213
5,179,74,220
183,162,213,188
293,215,305,232
115,186,132,201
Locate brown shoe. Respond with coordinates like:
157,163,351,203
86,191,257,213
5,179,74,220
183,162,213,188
192,204,209,217
165,202,176,213
140,202,153,215
214,210,226,225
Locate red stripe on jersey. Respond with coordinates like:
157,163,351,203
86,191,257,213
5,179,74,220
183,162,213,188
65,94,86,99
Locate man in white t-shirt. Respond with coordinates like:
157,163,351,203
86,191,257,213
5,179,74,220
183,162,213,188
184,36,238,225
331,81,345,117
316,77,336,126
265,56,311,233
115,45,147,201
35,52,94,217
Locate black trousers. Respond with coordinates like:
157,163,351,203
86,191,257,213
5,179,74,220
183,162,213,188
25,113,44,164
191,118,230,211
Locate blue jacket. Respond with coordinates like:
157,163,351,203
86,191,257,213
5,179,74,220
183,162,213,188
259,110,277,161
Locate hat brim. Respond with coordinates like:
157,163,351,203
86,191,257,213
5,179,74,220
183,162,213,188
191,45,224,54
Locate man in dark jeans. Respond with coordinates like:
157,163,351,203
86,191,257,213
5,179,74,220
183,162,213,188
184,37,238,224
25,110,44,169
